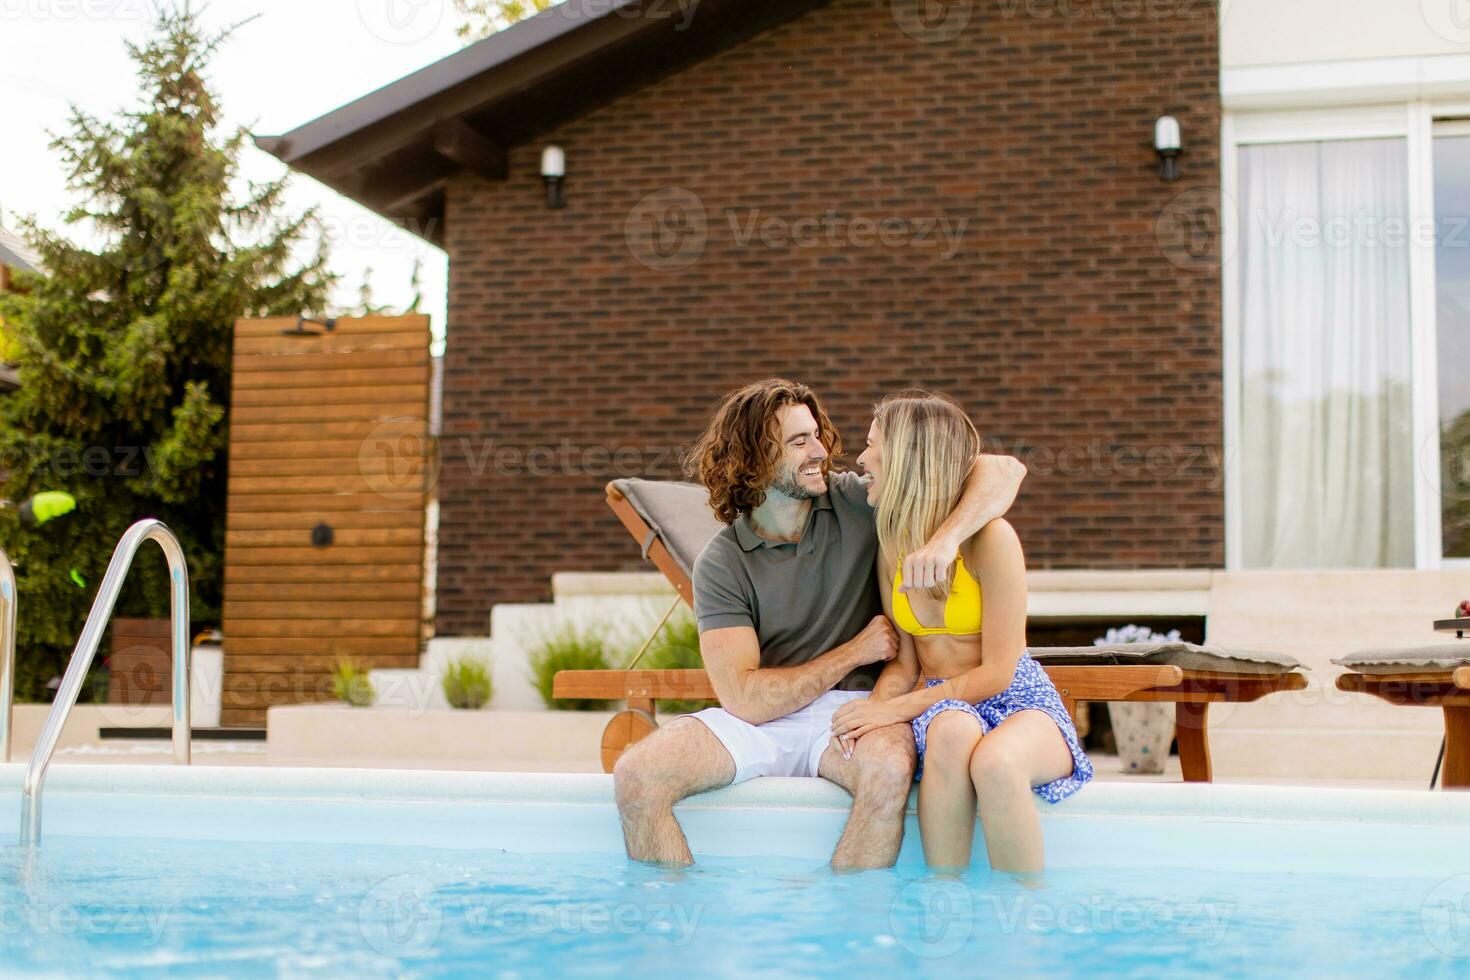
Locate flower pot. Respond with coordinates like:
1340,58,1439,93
1107,701,1175,774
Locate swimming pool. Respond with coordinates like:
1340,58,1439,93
1,765,1467,976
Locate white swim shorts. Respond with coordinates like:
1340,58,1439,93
685,689,867,784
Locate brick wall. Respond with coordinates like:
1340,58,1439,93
436,0,1223,635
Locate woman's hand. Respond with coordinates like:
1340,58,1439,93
831,696,913,745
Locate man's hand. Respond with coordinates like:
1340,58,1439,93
901,535,960,593
849,615,899,666
903,454,1026,592
830,696,912,745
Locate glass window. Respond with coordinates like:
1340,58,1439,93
1237,138,1415,568
1434,132,1470,560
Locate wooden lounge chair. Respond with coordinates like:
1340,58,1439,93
555,478,1309,778
1334,646,1470,789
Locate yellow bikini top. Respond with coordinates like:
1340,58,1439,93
892,555,983,636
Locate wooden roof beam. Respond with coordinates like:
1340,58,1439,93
432,118,508,183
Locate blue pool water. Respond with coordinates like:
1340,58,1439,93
1,835,1465,978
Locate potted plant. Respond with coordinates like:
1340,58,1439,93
330,657,376,707
528,622,619,711
1098,624,1180,774
441,654,493,709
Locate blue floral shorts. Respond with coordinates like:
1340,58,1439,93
911,650,1093,804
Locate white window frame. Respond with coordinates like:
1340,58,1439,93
1222,101,1467,570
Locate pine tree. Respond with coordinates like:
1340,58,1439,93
0,3,335,699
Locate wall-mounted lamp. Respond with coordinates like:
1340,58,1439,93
541,145,566,209
1154,115,1181,182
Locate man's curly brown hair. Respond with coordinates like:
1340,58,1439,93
683,379,843,524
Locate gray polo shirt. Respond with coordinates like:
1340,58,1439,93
692,470,883,692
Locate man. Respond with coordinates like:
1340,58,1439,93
613,379,1025,869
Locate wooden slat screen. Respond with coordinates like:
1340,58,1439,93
220,315,432,726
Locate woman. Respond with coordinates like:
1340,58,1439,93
830,391,1092,873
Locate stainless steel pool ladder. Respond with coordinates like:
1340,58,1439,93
18,519,191,845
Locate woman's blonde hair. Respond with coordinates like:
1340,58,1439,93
872,390,983,600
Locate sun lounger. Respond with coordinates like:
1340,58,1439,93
554,478,1309,778
1333,647,1470,789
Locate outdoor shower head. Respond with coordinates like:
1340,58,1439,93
281,315,337,336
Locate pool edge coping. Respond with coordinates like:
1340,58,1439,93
2,763,1467,826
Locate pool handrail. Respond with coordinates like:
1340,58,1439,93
19,519,190,845
0,547,15,764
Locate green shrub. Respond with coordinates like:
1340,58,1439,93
638,613,713,715
441,654,493,709
529,623,621,711
331,658,375,707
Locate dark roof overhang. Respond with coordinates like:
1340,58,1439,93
254,0,834,247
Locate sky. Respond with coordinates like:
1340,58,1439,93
0,0,470,354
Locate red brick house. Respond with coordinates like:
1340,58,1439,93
259,0,1223,636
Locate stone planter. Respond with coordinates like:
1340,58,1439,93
265,705,618,771
1107,701,1175,774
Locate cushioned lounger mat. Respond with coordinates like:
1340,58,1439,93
1031,641,1304,675
610,478,722,578
1332,645,1470,675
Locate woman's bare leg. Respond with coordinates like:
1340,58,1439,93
916,711,986,869
968,709,1074,873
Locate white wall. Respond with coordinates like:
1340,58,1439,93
1222,0,1470,68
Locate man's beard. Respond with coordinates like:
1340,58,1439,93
770,461,823,501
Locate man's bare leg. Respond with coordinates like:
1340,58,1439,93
613,717,736,866
817,723,917,870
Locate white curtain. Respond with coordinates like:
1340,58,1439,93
1239,138,1414,568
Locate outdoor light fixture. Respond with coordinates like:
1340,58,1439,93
541,144,566,209
1154,115,1181,182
